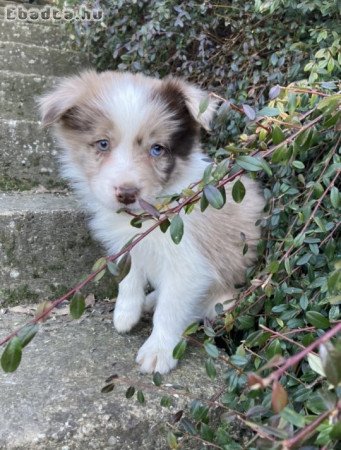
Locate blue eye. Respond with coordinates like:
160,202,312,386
150,144,165,157
96,139,110,152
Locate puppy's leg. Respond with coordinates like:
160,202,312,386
143,290,158,313
113,262,146,333
136,273,208,374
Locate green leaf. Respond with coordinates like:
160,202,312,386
330,186,340,208
203,184,225,209
125,386,135,398
116,253,132,283
232,179,246,203
272,126,285,145
173,340,187,360
130,217,142,228
190,400,209,422
306,311,330,329
213,159,229,180
160,396,173,408
330,422,341,440
272,145,288,164
183,322,199,336
296,253,311,266
284,258,291,275
159,219,170,233
137,390,145,404
204,342,219,358
92,257,107,282
236,155,272,175
292,160,305,170
166,432,178,449
267,260,280,274
153,372,163,386
279,407,306,428
17,324,39,348
1,337,22,373
257,106,280,117
198,96,209,115
101,383,115,393
205,358,217,379
200,192,209,212
70,292,86,319
307,353,326,377
170,214,184,244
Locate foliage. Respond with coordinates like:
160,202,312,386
1,1,341,449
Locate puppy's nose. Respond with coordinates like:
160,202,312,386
115,186,140,205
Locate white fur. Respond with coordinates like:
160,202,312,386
40,71,264,374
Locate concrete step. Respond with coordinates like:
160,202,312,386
0,70,59,120
0,303,220,449
0,192,113,306
0,118,62,189
0,41,87,76
0,17,67,47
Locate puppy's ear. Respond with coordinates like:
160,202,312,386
163,78,219,131
38,71,96,127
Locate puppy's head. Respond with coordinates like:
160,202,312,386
39,70,217,211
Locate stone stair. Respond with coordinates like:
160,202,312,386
0,0,108,306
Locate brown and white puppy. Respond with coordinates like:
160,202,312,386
39,70,264,374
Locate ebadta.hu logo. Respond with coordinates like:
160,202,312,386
5,5,103,21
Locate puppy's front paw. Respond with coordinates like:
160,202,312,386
136,336,178,374
113,301,142,333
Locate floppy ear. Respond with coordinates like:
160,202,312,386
38,70,97,127
165,78,219,131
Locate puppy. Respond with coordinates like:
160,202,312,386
39,70,265,374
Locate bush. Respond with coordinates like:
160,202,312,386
66,3,341,445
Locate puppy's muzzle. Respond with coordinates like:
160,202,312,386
115,185,140,205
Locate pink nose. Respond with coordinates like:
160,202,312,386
115,186,140,205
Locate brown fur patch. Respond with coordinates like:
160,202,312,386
155,80,200,160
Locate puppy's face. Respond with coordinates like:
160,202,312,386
39,71,216,211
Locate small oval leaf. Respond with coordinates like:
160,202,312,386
17,324,39,348
203,184,225,209
170,215,184,245
306,311,330,329
242,104,256,120
116,253,132,283
70,292,86,320
232,179,246,203
173,340,187,360
125,386,135,399
1,337,22,373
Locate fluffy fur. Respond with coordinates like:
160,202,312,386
39,70,265,374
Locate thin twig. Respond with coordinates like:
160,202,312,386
262,320,341,386
281,401,341,449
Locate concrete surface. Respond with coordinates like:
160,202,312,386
0,192,114,305
0,19,66,47
0,70,59,120
0,118,62,187
0,41,87,76
0,302,222,449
